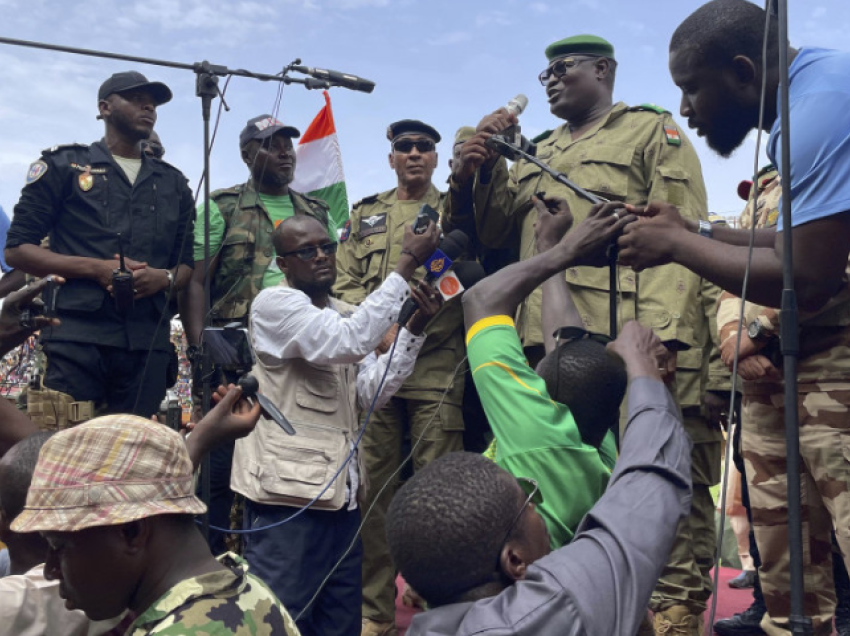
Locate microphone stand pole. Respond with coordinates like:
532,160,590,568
0,36,339,541
773,0,811,633
487,137,621,446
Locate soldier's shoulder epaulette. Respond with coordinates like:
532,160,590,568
630,103,671,115
352,193,380,209
211,183,245,199
531,129,554,144
41,143,88,156
297,191,331,210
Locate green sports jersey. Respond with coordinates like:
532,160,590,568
467,316,613,549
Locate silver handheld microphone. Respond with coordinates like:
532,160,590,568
505,94,529,116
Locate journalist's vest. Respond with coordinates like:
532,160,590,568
209,182,330,326
231,291,364,511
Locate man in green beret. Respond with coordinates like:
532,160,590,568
444,34,727,635
334,119,467,636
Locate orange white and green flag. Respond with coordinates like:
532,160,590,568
291,90,350,230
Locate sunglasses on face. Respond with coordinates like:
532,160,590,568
538,56,601,85
392,138,436,154
279,242,338,261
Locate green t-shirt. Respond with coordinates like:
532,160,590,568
193,193,296,289
467,315,614,549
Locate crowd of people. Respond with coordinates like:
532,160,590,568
1,1,850,635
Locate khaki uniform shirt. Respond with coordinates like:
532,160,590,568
334,185,465,399
446,102,709,350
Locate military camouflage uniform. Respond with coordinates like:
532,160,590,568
125,552,301,635
333,184,466,624
446,102,723,630
718,169,850,636
206,180,331,327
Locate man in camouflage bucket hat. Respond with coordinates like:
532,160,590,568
11,413,301,635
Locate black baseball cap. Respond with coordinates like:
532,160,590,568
98,71,173,105
239,115,301,148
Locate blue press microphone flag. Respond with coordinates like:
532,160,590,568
423,249,453,279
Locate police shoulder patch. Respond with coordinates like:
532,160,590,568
340,219,352,243
632,103,670,115
26,160,48,185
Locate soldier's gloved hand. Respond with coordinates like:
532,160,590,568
0,276,64,356
533,195,573,253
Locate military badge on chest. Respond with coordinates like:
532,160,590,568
70,163,106,193
358,213,387,239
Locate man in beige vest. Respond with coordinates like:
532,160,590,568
231,214,440,636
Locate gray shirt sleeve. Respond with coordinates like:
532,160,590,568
420,377,692,636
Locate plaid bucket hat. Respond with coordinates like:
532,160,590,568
11,415,206,533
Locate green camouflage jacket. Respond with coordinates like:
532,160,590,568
209,180,330,326
126,552,300,635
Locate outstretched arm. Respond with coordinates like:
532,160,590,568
533,197,585,354
463,201,634,331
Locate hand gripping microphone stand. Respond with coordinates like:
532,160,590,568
0,36,375,540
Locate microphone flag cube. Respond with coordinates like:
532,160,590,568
436,271,465,300
423,249,453,279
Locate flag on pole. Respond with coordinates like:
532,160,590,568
291,91,350,231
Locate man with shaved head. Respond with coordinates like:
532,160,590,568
231,213,441,636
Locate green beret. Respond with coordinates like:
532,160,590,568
386,119,441,143
545,34,615,62
453,126,477,145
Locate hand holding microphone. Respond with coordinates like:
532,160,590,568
453,94,528,184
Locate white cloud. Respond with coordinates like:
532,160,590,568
530,2,549,13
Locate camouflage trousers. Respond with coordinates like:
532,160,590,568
360,393,465,623
742,385,850,636
650,413,723,615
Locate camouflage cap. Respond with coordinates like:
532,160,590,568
11,415,206,533
545,34,615,62
453,126,477,146
386,119,441,143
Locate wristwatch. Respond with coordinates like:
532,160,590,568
747,318,773,343
698,219,713,239
165,269,175,288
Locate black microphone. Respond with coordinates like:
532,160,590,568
452,260,487,289
238,374,296,436
291,65,375,93
397,230,469,326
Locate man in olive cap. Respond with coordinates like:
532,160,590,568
334,119,467,636
6,71,195,421
445,35,726,634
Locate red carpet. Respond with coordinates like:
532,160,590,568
395,568,839,635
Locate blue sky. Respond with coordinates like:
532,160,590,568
1,0,848,220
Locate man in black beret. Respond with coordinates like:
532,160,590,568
334,119,467,636
5,70,195,421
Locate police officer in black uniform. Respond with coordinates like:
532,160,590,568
5,71,195,419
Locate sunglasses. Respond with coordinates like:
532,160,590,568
538,56,602,85
495,477,543,567
392,138,436,154
279,242,338,261
553,326,612,345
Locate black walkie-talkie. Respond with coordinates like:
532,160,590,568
112,233,134,314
